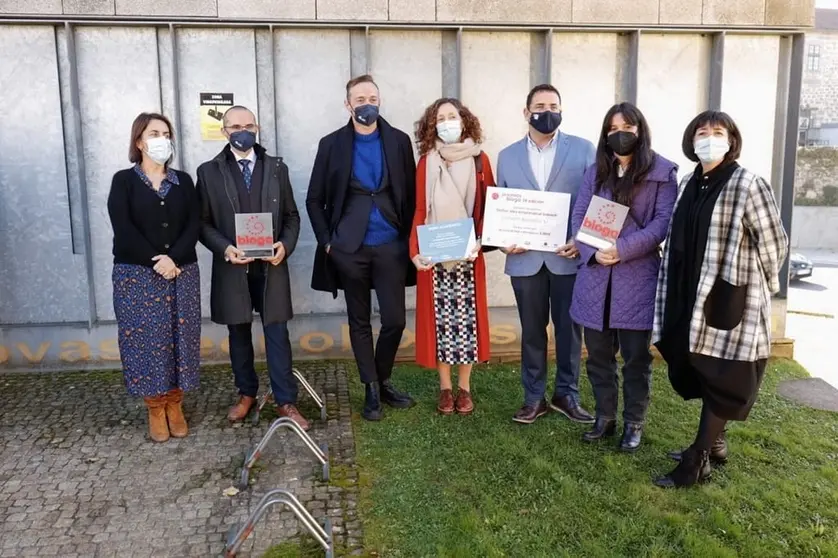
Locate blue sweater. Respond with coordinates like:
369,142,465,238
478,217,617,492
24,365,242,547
352,130,398,246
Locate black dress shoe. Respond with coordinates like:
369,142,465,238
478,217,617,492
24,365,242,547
668,431,728,464
380,380,416,409
549,395,595,424
654,446,712,488
512,400,549,424
582,417,616,442
363,382,383,421
619,423,643,453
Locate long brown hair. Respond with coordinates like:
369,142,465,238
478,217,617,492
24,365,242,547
414,98,483,157
128,112,175,165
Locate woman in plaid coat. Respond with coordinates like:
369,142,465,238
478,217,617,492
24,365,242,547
652,111,788,488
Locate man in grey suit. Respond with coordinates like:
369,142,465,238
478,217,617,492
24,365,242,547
496,84,596,425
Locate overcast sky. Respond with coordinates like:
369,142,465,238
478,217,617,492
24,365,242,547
818,0,838,8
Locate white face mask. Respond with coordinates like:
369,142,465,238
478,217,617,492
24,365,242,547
693,136,729,164
436,119,462,145
144,137,173,165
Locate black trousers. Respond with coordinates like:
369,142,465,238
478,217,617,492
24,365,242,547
227,272,297,405
330,241,407,384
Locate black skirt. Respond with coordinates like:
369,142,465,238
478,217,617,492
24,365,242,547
657,334,766,421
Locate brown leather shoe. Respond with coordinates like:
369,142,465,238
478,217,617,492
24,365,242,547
165,388,188,438
437,389,455,415
455,390,474,415
512,400,549,424
277,404,311,432
143,395,170,443
227,395,256,422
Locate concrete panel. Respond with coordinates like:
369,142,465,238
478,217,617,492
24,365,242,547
637,34,710,180
765,0,815,27
461,31,531,308
436,0,571,23
721,35,780,183
217,0,315,19
551,33,618,146
790,207,838,249
255,29,277,155
702,0,766,26
175,28,259,317
0,0,61,13
316,0,387,20
0,26,89,325
63,0,115,14
275,29,351,315
388,0,435,21
572,0,658,24
369,29,442,311
115,0,217,17
75,27,162,321
659,0,702,24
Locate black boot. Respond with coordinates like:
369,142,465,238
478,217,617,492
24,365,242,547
363,382,383,421
654,446,712,488
380,380,416,409
619,422,643,453
582,417,616,442
668,430,728,464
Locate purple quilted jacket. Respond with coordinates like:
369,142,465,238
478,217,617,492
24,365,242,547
570,154,678,332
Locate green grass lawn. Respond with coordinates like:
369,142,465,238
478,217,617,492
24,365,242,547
347,359,838,557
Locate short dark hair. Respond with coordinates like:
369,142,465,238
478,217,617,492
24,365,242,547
526,84,562,109
222,105,255,127
128,112,174,165
346,74,379,99
682,110,743,165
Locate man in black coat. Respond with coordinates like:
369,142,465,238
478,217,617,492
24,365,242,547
306,75,417,421
197,105,309,430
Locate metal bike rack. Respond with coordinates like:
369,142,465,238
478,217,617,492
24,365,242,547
251,368,327,426
224,488,333,558
239,417,330,490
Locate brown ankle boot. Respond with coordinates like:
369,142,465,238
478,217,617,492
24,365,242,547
165,388,188,438
437,389,455,415
455,390,474,415
143,395,170,443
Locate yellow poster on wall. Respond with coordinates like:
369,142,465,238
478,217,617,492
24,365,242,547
200,93,234,141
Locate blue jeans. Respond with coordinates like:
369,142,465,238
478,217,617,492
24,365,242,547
227,273,298,406
511,266,582,406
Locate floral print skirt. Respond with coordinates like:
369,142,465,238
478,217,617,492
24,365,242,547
112,263,201,397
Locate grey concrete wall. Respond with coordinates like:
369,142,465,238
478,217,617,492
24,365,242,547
790,206,838,248
0,0,816,27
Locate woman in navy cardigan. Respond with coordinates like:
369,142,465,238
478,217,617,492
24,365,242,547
107,112,201,443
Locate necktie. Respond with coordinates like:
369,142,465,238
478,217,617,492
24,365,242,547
239,159,252,192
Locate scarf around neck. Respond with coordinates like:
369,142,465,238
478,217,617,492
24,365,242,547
425,138,482,226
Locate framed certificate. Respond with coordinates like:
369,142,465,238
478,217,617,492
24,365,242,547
234,213,274,258
416,218,476,264
481,187,571,252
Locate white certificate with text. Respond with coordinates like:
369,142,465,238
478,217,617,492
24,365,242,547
481,187,571,252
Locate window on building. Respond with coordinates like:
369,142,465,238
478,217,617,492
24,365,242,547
808,44,821,72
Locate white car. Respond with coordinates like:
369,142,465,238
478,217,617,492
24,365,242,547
789,253,814,281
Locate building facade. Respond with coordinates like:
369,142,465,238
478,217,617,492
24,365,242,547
0,0,813,369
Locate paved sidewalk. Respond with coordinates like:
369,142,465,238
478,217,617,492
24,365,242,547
0,363,362,558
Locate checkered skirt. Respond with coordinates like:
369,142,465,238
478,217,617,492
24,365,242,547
432,261,478,365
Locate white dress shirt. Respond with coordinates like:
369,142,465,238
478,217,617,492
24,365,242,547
233,148,256,169
526,133,557,190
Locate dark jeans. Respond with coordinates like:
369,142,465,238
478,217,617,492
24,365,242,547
584,326,653,424
511,266,582,406
330,241,407,384
227,272,298,406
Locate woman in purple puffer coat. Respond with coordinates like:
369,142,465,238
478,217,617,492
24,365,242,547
569,102,677,452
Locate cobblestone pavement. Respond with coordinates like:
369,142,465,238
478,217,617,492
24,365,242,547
0,362,362,557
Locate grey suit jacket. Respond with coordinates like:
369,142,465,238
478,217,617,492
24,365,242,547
496,132,596,277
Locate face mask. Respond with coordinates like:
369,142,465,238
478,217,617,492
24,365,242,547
436,120,462,144
229,130,257,152
144,137,172,165
607,131,639,156
353,104,379,126
529,110,562,135
694,136,730,164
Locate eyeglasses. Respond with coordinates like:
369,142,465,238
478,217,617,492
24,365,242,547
224,124,257,132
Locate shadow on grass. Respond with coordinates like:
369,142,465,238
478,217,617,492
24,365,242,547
347,358,838,557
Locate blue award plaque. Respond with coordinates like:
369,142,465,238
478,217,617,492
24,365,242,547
416,218,476,264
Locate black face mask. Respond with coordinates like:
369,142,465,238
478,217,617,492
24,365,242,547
607,131,638,156
529,111,562,135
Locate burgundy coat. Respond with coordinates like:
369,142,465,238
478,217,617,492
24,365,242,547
570,154,678,332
